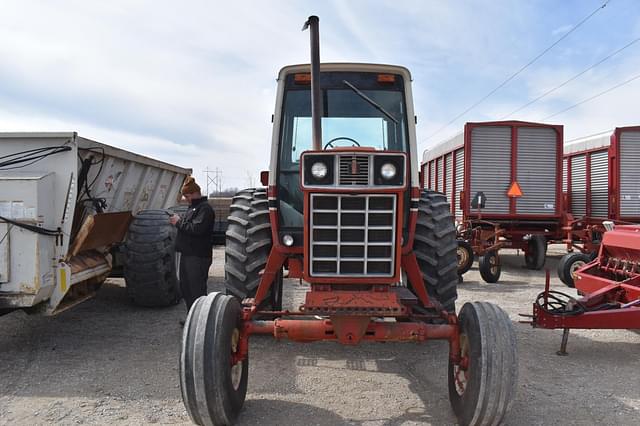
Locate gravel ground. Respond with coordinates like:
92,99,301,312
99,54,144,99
1,245,639,425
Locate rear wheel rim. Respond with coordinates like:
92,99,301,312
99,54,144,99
453,334,469,396
230,328,243,391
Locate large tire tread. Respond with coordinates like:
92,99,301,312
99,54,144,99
224,188,281,309
124,209,181,307
449,301,517,425
180,293,248,425
412,190,458,313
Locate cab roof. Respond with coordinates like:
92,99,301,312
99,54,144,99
277,63,413,82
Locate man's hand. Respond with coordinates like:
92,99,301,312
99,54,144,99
169,214,180,225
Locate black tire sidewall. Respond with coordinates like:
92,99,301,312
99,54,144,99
207,296,248,423
525,235,546,270
448,303,484,424
558,252,590,288
479,251,500,283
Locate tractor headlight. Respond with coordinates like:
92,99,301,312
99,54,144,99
303,154,334,186
282,234,294,247
380,163,397,180
311,162,328,179
373,155,404,186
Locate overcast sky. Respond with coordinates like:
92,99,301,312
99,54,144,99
2,0,639,190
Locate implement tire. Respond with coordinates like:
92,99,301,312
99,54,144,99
557,252,591,288
449,302,518,425
124,209,181,307
224,188,282,310
412,190,458,313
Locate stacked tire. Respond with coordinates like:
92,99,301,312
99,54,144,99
124,209,181,307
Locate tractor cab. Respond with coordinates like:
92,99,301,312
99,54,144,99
271,64,419,282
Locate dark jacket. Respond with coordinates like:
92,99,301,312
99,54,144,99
175,197,215,257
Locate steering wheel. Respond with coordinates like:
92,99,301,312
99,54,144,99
324,137,361,150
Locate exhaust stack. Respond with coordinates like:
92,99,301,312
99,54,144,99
302,15,322,151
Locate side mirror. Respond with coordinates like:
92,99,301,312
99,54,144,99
260,170,269,187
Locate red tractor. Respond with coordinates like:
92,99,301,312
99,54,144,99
180,16,517,425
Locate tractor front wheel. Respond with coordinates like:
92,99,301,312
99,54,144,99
478,250,501,283
180,292,248,426
449,302,517,426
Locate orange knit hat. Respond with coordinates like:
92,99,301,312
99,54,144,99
181,176,201,195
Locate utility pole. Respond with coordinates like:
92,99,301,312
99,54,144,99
246,170,255,188
203,167,222,197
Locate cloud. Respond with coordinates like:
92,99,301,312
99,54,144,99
0,0,638,183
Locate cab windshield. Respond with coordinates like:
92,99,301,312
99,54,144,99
277,71,409,228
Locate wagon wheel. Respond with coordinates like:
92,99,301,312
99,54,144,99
180,292,248,425
449,302,518,425
524,235,547,270
478,250,501,283
456,240,474,275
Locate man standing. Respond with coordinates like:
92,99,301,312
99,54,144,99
169,176,215,313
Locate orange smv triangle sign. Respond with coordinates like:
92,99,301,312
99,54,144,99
507,181,523,198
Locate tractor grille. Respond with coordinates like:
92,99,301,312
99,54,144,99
310,194,396,277
339,155,369,185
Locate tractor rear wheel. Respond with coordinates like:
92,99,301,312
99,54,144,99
412,190,458,313
558,252,591,288
180,292,248,426
124,209,181,307
524,235,547,270
224,188,282,310
456,240,474,275
449,301,518,426
478,250,501,283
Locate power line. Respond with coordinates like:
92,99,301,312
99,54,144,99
565,129,611,143
424,0,612,142
501,36,640,118
542,72,640,120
